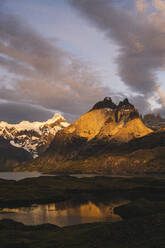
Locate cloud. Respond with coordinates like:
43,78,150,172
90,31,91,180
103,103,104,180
157,86,165,107
2,0,165,122
68,0,165,113
136,0,148,13
150,0,165,32
152,0,165,11
0,3,111,122
0,101,54,123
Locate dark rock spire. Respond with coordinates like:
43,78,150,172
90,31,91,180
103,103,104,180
90,97,117,111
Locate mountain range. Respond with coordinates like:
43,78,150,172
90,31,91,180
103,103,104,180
11,97,164,174
0,113,69,158
1,97,165,174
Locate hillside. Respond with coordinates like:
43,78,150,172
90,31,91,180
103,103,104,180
0,137,32,171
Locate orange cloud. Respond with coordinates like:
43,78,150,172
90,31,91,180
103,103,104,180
136,0,148,13
152,0,165,12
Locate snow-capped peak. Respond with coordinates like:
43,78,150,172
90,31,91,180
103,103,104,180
46,113,64,124
0,113,69,158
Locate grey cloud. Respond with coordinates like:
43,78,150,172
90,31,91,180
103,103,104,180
0,101,54,124
0,4,111,122
1,0,160,123
130,95,151,114
68,0,165,108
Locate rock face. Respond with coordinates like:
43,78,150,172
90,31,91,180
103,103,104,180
51,97,151,155
0,114,69,158
143,113,165,130
91,97,117,110
95,98,150,143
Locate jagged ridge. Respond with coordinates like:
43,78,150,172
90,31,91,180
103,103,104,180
53,97,151,147
0,113,69,158
12,97,165,174
32,97,152,162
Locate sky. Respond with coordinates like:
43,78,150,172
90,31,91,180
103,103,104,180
0,0,165,123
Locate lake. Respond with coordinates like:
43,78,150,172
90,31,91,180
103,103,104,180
0,172,101,181
0,172,157,181
0,172,130,226
0,172,44,181
0,199,129,227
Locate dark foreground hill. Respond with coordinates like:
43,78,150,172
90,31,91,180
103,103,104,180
0,137,32,171
0,175,165,247
0,213,165,248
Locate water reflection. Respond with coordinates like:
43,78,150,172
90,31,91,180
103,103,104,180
0,200,129,227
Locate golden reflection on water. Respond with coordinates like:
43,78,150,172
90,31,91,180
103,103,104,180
0,200,129,227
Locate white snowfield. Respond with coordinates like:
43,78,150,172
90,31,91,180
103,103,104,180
0,114,69,158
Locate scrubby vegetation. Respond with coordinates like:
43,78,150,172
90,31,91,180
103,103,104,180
0,175,165,208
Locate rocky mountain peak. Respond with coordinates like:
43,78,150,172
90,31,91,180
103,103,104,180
90,97,139,123
91,97,136,112
104,96,113,102
117,98,134,110
44,97,152,165
116,98,139,122
54,97,149,148
46,113,64,123
91,97,117,111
